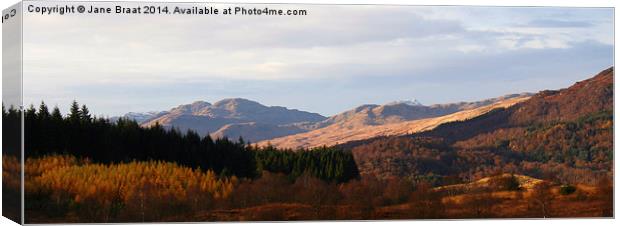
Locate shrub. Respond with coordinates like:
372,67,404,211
489,174,521,191
559,185,577,195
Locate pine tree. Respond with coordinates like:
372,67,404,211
68,100,81,123
238,137,245,146
51,106,63,121
38,102,50,120
80,104,92,122
25,104,37,120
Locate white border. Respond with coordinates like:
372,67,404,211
1,0,617,226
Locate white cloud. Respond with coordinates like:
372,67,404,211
456,44,486,53
18,2,613,115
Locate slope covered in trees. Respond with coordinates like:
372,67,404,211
344,67,614,186
417,67,613,142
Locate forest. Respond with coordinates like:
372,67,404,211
350,110,613,186
4,101,359,182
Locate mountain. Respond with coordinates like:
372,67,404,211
140,98,326,141
327,93,532,127
259,93,531,149
124,94,528,144
343,67,613,183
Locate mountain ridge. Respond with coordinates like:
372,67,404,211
259,94,530,149
139,98,326,138
115,93,533,144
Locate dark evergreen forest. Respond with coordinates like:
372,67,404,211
3,101,359,182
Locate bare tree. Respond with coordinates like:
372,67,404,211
293,174,340,219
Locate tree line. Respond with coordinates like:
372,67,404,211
4,101,359,182
253,145,360,183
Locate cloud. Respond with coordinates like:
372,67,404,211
524,19,593,28
19,3,614,115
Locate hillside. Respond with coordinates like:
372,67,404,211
211,122,307,143
434,173,544,193
416,67,614,142
259,95,530,149
344,67,613,184
307,93,531,130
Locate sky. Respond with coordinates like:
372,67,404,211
18,2,614,117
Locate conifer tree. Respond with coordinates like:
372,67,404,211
25,104,37,120
80,104,91,122
38,102,50,120
68,100,81,123
51,106,63,121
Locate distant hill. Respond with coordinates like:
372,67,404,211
116,94,530,144
139,98,326,141
259,94,531,149
309,93,531,130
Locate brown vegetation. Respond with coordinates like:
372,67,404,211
22,155,236,223
15,156,613,222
